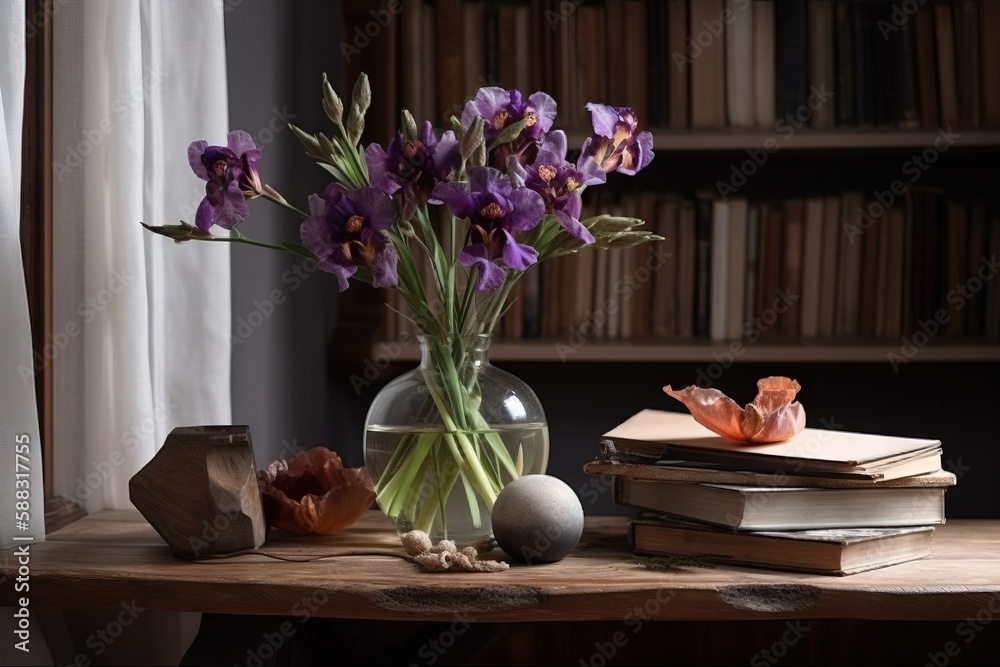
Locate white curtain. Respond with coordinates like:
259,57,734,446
52,0,231,512
0,0,46,548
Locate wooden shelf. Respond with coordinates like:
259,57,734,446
565,129,1000,152
384,339,1000,363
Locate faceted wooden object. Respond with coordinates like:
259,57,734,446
129,425,266,559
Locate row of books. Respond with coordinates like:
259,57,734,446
497,190,1000,344
636,0,1000,131
588,409,952,575
360,0,1000,136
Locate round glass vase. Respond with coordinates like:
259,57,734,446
363,334,549,546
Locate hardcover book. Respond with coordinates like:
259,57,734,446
629,516,935,575
600,409,942,481
614,477,946,531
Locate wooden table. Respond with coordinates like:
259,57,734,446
3,511,999,664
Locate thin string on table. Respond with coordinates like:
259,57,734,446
187,548,414,563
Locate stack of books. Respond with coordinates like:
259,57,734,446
586,409,955,575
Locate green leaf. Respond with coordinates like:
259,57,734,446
583,214,646,232
488,118,528,150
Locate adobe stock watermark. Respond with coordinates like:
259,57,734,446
238,588,331,667
887,255,998,371
349,329,417,395
555,246,672,361
66,599,146,666
11,0,72,49
694,288,799,389
924,593,1000,667
341,0,418,63
843,127,960,245
18,267,136,386
716,86,834,200
877,0,930,39
228,255,320,350
545,0,586,29
750,620,810,666
60,395,181,509
672,0,752,72
53,67,166,182
578,589,677,666
408,612,474,666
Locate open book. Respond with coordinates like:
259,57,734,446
601,409,942,481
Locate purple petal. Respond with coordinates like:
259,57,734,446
194,197,214,232
553,205,595,245
618,131,655,176
188,141,209,180
433,131,461,179
432,181,476,219
503,187,545,231
371,238,399,288
506,155,528,188
462,87,511,128
527,92,557,135
540,130,567,162
576,155,607,186
318,261,355,292
501,230,539,270
212,181,250,230
460,244,507,291
468,167,511,197
585,103,621,138
365,143,400,196
354,186,396,232
228,130,260,161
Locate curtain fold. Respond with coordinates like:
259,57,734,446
0,0,46,548
52,0,231,512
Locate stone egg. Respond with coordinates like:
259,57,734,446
492,474,584,564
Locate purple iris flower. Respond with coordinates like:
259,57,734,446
508,130,605,245
461,87,557,169
188,130,262,232
579,103,654,176
365,121,460,216
300,184,398,292
432,167,545,291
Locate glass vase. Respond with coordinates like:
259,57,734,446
363,334,549,546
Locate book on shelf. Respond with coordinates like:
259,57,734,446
629,516,935,576
613,477,946,531
600,409,942,481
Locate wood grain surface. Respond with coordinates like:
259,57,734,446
2,510,997,622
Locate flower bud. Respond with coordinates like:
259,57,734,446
321,72,344,126
460,116,485,161
401,109,418,141
352,73,371,117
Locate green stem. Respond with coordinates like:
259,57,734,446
261,192,309,219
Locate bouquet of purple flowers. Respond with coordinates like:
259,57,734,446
144,74,656,539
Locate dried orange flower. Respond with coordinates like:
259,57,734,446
663,376,806,444
258,447,375,533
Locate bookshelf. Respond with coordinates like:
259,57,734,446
339,0,1000,365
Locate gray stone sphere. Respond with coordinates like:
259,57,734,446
492,474,585,564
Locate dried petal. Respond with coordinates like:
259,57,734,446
257,447,375,533
663,376,806,444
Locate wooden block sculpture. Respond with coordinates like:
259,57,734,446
129,425,266,559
